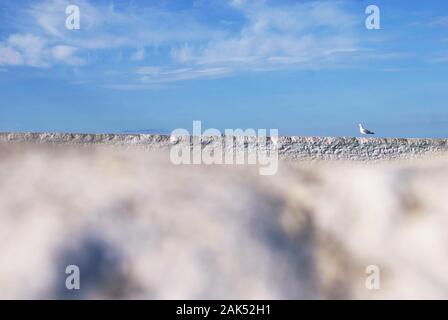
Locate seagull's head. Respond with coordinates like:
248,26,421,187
358,123,363,128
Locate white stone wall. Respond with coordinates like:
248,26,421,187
1,132,448,161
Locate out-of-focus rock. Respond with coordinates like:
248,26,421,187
0,143,447,299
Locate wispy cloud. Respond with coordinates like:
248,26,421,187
0,0,398,88
136,66,233,83
171,0,360,71
428,16,448,27
0,45,25,66
381,67,410,73
0,0,221,68
23,0,222,49
52,45,84,65
0,33,56,67
130,48,145,61
432,55,448,63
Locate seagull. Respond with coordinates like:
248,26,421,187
359,123,375,135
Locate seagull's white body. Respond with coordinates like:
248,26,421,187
359,123,375,135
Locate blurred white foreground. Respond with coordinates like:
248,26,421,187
0,143,447,299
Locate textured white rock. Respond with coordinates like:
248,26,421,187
1,132,448,161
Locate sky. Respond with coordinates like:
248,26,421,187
0,0,448,137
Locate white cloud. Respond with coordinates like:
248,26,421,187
429,16,448,27
51,45,84,65
68,79,92,85
170,1,359,71
0,33,84,67
433,55,448,63
21,0,222,50
0,46,24,66
0,34,47,67
230,0,247,8
131,48,145,61
136,66,232,83
0,0,384,87
135,66,163,75
0,0,225,70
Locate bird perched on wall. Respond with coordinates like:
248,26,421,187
359,123,375,135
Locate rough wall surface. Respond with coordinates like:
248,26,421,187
1,132,448,161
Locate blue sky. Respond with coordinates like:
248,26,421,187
0,0,448,137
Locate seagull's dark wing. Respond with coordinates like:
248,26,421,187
366,130,375,135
